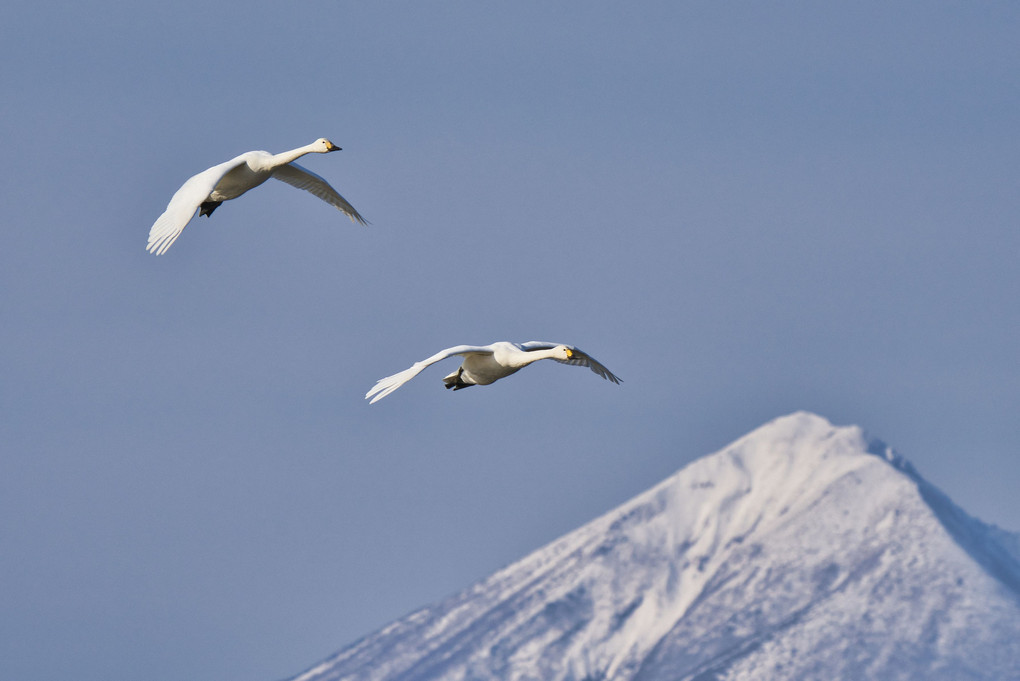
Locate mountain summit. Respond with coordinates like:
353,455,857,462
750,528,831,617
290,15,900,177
288,412,1020,681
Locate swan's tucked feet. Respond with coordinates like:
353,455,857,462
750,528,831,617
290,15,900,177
443,368,474,391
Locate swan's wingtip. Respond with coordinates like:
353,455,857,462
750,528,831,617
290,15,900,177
346,212,370,226
365,380,392,404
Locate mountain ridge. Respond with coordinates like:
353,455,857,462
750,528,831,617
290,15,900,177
287,412,1020,681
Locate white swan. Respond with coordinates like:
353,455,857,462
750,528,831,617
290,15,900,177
146,138,366,255
366,341,621,404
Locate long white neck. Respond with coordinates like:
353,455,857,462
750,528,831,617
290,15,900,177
269,143,320,168
511,347,564,368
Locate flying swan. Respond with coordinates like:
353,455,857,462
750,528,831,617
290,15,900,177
366,341,621,404
146,138,366,255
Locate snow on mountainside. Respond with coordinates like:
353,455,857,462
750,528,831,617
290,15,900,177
287,412,1020,681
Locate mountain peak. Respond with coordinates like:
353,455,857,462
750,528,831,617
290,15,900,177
290,412,1020,681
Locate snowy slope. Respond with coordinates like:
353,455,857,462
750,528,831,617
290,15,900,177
287,412,1020,681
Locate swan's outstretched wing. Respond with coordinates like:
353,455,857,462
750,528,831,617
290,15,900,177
146,158,244,255
366,345,494,404
272,163,368,225
519,341,622,384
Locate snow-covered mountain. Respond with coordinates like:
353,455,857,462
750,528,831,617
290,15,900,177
287,412,1020,681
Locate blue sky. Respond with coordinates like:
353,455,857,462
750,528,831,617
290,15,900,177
2,3,1018,681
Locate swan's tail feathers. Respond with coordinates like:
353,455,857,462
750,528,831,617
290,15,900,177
442,368,475,391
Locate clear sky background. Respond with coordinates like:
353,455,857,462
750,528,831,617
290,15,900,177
2,3,1018,681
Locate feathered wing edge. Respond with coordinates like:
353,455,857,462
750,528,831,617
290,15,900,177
519,341,622,384
365,364,430,404
146,159,244,255
366,345,495,404
271,163,368,225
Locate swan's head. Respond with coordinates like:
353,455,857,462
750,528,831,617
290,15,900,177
314,138,341,153
556,346,574,360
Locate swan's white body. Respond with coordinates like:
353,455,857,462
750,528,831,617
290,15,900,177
146,138,366,255
366,341,621,404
